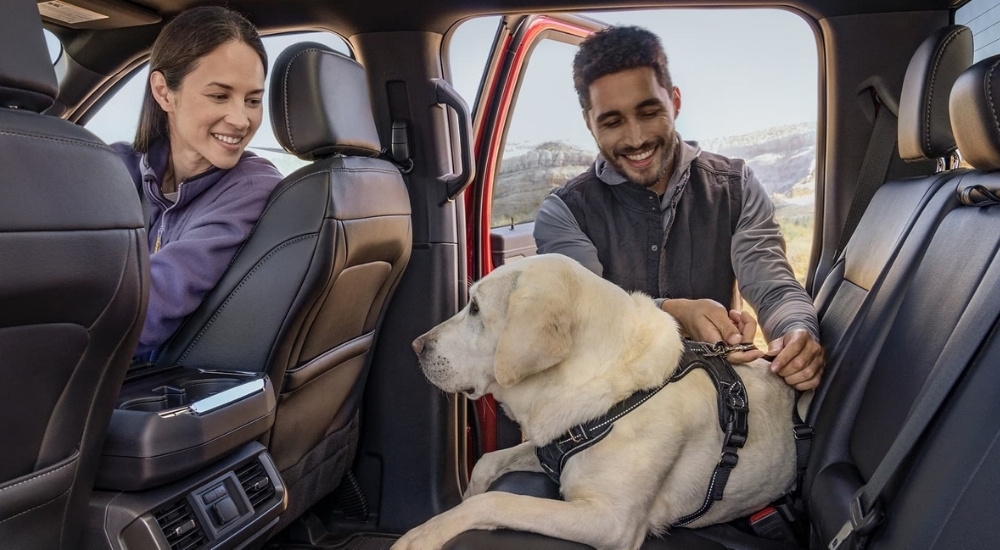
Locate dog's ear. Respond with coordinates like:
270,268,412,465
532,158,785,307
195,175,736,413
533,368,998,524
494,272,574,387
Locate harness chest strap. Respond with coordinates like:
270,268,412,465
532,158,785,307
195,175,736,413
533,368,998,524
534,340,751,527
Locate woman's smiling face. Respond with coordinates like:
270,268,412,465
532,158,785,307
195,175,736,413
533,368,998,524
151,39,266,182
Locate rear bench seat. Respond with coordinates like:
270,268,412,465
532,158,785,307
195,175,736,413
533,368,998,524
809,24,971,420
805,52,1000,550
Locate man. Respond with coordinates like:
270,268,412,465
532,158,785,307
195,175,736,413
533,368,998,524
534,26,824,390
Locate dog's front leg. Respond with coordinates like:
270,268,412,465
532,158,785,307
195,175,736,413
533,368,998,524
464,441,543,499
392,492,646,550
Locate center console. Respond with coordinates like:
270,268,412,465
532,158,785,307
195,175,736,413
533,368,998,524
85,366,286,549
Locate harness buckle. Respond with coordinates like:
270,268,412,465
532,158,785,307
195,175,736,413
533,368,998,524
719,447,740,469
794,423,814,440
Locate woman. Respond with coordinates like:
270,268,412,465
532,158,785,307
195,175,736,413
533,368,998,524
113,6,282,361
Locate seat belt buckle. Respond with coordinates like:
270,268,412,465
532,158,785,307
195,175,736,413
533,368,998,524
829,491,884,550
749,506,797,544
849,491,883,538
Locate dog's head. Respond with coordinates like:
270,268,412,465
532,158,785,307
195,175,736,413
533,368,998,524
412,254,588,399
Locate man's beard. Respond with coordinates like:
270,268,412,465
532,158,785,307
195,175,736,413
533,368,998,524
605,135,677,188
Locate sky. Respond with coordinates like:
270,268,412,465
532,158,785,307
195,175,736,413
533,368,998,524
449,9,818,152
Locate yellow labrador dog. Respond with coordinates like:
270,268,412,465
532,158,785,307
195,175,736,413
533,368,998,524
395,254,799,550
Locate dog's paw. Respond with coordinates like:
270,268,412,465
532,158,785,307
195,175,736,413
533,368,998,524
392,522,452,550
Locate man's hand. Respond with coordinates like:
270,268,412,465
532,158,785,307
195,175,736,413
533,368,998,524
661,298,763,363
767,329,824,391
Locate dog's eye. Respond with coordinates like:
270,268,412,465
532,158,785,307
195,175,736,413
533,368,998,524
469,299,479,316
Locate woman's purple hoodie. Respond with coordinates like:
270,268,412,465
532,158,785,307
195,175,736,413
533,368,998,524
113,140,283,361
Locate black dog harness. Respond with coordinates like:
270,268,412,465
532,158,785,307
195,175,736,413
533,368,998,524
535,339,752,526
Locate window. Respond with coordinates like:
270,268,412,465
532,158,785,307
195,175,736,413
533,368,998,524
84,31,351,176
43,29,62,64
956,0,1000,62
448,16,502,113
450,9,818,287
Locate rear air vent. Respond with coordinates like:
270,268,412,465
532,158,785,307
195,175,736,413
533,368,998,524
154,498,206,550
236,459,275,509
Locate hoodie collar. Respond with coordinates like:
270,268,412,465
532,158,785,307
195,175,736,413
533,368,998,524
140,140,227,208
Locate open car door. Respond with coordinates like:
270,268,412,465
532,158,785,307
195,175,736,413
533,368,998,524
463,13,605,456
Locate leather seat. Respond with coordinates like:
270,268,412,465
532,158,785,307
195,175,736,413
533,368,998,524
0,1,148,547
809,24,972,418
805,52,1000,546
152,42,412,527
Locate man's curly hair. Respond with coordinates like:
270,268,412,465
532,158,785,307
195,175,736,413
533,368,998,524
573,26,673,111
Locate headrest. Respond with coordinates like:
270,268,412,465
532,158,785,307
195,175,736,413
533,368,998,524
951,55,1000,172
898,25,972,161
0,0,58,112
269,42,382,160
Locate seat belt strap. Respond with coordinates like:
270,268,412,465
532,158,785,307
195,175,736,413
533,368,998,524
835,98,898,259
827,248,1000,550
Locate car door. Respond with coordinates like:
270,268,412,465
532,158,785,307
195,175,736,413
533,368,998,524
461,14,605,455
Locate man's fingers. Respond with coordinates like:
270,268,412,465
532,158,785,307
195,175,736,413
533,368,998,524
770,332,807,373
707,309,742,345
727,349,764,364
688,302,738,343
782,358,824,389
739,316,757,344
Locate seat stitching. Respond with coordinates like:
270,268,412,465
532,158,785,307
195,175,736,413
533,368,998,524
0,485,73,527
0,130,110,150
179,233,319,363
925,27,968,153
987,60,1000,138
0,455,77,495
282,48,328,154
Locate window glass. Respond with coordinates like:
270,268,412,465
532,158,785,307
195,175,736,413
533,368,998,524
450,9,817,288
43,29,62,64
85,31,351,176
447,16,502,112
492,39,595,229
956,0,1000,62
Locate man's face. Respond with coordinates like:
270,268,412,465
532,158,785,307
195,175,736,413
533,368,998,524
584,67,681,195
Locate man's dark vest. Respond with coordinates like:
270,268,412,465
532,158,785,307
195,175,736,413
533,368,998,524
554,152,744,307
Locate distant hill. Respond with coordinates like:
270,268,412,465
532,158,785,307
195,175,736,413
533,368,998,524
491,123,817,228
492,142,594,227
701,122,816,197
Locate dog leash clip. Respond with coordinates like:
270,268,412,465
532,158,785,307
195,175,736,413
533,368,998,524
702,341,758,357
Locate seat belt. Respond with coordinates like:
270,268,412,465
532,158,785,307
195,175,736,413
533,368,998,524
827,251,1000,550
834,95,898,260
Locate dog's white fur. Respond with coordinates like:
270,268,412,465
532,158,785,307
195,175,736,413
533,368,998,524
395,254,798,550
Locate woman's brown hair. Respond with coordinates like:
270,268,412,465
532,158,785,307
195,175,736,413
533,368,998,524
133,6,267,152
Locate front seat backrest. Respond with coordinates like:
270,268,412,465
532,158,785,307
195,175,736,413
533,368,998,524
153,42,412,525
0,1,148,547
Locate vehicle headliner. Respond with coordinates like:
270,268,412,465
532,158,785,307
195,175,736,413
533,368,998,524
57,0,961,36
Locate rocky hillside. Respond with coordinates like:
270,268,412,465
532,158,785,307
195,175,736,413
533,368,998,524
701,122,816,197
491,123,817,228
492,142,595,227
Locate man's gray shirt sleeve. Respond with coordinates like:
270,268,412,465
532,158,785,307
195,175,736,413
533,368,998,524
533,194,604,277
733,165,820,342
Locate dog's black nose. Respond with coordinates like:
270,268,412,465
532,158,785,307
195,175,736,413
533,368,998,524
412,335,425,355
